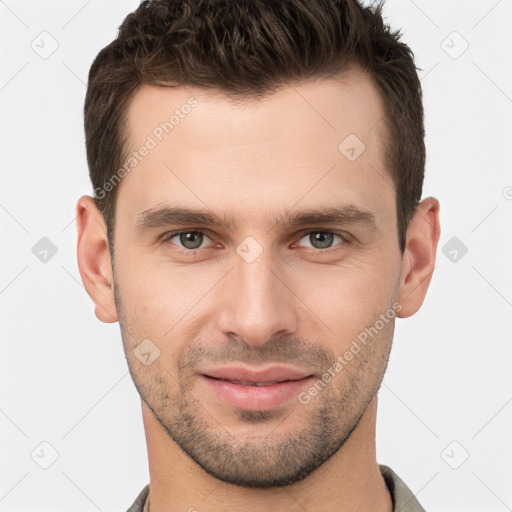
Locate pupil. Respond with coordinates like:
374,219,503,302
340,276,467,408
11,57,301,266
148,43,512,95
312,232,333,249
180,232,203,249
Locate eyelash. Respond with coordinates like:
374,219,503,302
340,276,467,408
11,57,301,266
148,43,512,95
159,229,350,254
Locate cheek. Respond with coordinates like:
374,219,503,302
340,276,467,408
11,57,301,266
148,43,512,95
295,259,395,326
291,266,398,370
115,259,213,357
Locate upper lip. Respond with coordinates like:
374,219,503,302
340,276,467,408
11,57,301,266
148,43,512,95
201,365,312,383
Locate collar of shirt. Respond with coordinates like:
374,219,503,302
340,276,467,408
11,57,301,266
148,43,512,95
128,464,426,512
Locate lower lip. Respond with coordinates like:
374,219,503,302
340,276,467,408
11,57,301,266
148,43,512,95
200,375,313,410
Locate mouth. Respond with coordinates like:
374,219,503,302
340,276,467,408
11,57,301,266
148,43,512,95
201,365,312,383
199,366,314,410
209,378,295,387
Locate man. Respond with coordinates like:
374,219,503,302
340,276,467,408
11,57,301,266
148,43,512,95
76,0,440,510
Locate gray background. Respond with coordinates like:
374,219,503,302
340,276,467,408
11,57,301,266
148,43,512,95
1,0,511,510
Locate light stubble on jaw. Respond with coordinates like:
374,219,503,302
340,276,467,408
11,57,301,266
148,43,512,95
112,267,395,488
125,330,391,488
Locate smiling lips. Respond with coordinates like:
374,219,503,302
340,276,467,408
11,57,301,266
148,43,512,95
215,379,286,386
200,365,314,410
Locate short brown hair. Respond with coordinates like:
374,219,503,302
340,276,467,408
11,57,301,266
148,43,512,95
84,0,425,256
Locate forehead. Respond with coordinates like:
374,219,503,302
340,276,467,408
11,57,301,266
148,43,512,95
117,66,392,228
125,66,386,150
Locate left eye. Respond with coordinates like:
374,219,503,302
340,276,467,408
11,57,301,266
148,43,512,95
162,230,211,250
296,231,346,250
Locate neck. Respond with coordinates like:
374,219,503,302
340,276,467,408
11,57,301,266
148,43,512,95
141,396,392,512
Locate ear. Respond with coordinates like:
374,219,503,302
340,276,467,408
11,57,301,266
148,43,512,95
396,197,441,318
76,195,118,323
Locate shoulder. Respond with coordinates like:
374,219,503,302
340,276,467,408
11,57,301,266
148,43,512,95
379,464,427,512
126,484,150,512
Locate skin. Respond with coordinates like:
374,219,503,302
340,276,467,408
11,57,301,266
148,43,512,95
76,64,440,512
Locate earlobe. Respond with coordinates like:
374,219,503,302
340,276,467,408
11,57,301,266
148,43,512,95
396,197,441,318
76,195,119,323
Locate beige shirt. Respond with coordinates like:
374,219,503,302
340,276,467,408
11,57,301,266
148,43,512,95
127,464,426,512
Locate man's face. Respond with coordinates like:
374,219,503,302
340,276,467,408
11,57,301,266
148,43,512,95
112,67,403,487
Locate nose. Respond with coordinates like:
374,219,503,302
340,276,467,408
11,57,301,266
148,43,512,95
216,245,298,347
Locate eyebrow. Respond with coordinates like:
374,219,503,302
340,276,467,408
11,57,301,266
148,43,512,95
135,204,378,234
